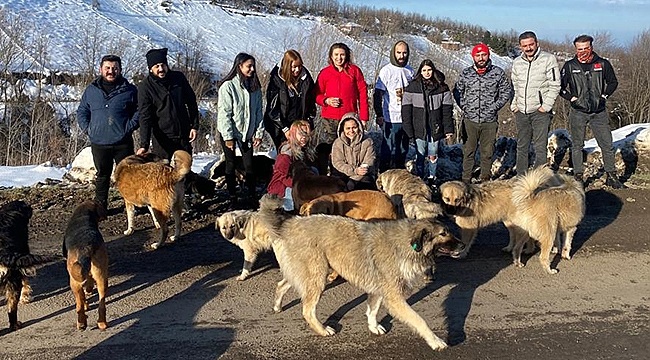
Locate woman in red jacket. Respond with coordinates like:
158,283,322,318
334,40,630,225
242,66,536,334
267,120,315,211
314,43,368,175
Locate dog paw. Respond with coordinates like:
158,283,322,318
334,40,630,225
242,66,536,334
551,246,559,254
9,321,23,331
273,305,282,313
236,274,248,281
97,322,108,330
561,250,571,260
546,268,559,275
513,260,525,268
77,322,87,330
428,339,448,351
368,324,387,335
123,228,134,236
323,326,336,336
150,242,161,250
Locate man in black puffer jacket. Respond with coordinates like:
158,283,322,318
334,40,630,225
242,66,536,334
560,34,623,188
77,54,139,210
136,48,199,160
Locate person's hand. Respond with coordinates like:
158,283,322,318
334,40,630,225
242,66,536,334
356,164,369,176
136,147,147,155
253,138,262,148
376,116,385,127
189,129,198,143
326,97,341,107
537,107,547,113
224,139,235,150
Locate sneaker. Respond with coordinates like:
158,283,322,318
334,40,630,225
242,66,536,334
605,172,625,189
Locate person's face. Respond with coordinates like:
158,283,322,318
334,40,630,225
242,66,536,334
575,41,592,58
343,119,359,140
100,61,121,83
239,59,255,78
473,51,489,68
421,65,433,80
394,43,408,66
519,37,538,58
295,127,310,147
331,48,346,68
150,63,168,79
290,60,302,78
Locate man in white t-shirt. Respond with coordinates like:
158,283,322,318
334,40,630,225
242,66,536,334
374,40,414,171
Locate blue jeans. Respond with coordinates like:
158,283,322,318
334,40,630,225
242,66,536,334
415,138,440,179
380,122,409,170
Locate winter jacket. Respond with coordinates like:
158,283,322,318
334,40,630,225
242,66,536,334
264,64,316,135
77,76,139,145
267,144,294,196
217,74,265,142
331,114,376,181
315,63,369,122
560,53,618,114
401,76,454,142
137,71,198,149
453,61,512,123
510,48,561,114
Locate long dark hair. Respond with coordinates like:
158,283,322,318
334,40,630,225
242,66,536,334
412,59,446,88
327,43,352,68
220,52,261,92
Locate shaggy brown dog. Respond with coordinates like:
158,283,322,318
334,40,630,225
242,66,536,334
299,190,398,220
215,210,272,281
439,179,523,258
62,200,109,330
376,169,442,219
114,150,192,249
510,167,585,274
0,200,57,331
258,195,465,352
290,160,346,212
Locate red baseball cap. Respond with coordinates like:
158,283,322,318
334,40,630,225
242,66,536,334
471,43,490,56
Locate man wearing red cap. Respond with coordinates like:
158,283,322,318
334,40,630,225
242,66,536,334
560,34,624,188
510,31,561,175
453,43,512,183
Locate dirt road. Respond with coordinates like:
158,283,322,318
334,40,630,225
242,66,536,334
1,186,649,360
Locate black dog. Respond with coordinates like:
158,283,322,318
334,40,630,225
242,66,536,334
0,200,57,331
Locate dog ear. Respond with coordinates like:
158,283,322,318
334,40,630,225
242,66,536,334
410,227,429,253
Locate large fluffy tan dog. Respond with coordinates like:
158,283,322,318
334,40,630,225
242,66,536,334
215,210,272,281
114,150,192,249
376,169,442,219
299,190,398,220
439,178,522,258
510,167,585,274
258,195,465,352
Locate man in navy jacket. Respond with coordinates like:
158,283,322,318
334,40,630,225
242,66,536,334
77,54,139,210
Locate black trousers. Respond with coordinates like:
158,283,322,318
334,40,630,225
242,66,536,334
220,137,256,196
91,138,134,206
152,135,192,161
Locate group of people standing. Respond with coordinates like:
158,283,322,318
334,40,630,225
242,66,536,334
77,30,624,211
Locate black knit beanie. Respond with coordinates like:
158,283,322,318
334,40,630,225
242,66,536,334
146,48,168,69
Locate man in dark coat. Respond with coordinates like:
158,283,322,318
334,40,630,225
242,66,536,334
77,54,139,210
136,48,199,160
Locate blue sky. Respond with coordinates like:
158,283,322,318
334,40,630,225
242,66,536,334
342,0,649,45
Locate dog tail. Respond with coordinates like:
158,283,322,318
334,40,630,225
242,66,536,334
512,166,580,205
0,253,61,274
69,246,94,283
257,194,291,239
171,150,193,182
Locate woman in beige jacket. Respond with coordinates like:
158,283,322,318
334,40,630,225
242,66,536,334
330,112,376,190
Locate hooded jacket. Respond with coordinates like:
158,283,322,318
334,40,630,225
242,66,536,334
560,52,618,114
402,73,454,142
510,48,561,114
373,41,414,123
453,60,513,123
137,70,198,149
315,63,369,122
217,74,265,142
331,113,376,181
263,60,316,136
77,76,139,145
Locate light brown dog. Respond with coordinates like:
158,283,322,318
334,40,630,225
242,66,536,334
114,150,192,249
299,190,398,220
62,200,109,330
215,210,273,281
290,160,347,212
376,169,442,219
439,179,523,258
258,195,465,352
510,166,585,274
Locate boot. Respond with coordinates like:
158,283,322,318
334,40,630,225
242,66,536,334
605,172,625,189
